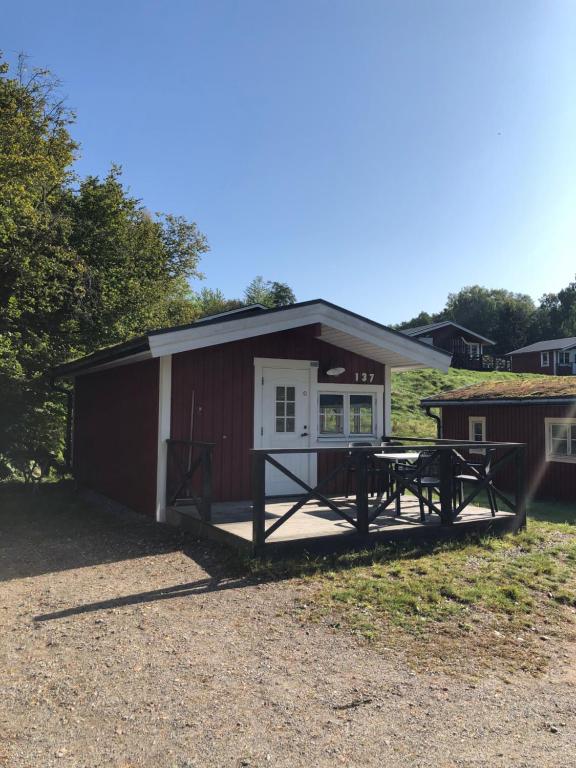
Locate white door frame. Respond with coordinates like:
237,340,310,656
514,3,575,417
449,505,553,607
254,358,318,493
254,357,318,447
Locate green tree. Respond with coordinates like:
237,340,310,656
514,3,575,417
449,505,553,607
0,54,208,479
244,276,296,308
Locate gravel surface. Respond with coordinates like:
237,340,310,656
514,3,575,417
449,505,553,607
1,488,575,767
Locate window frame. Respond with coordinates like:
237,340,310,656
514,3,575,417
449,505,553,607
541,351,550,367
467,342,481,358
468,416,486,454
318,391,377,439
558,351,571,366
545,418,576,464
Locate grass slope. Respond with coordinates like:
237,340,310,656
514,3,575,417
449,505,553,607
391,369,548,437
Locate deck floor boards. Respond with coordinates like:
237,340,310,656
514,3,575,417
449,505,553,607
174,495,515,548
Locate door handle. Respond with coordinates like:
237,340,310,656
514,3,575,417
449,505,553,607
300,432,309,437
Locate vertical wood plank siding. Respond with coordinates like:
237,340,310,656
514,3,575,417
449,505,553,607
510,352,554,374
171,326,385,502
442,403,576,502
73,359,159,516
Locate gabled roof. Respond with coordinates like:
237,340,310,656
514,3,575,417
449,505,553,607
402,321,495,346
421,377,576,406
53,299,452,377
507,337,576,355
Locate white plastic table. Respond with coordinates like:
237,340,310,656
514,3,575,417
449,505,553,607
373,451,421,462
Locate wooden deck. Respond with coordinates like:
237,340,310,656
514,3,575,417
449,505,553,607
171,495,517,556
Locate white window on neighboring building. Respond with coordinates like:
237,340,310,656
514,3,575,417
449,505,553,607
558,351,571,366
468,416,486,454
545,418,576,463
541,351,550,367
318,393,375,438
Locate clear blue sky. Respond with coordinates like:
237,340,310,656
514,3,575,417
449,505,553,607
4,1,576,323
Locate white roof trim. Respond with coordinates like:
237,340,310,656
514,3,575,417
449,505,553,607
148,303,450,372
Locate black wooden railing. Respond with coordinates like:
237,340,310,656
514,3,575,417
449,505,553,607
451,353,511,372
166,439,214,521
250,439,526,548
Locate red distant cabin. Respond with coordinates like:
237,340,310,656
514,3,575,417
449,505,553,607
508,337,576,375
401,321,496,370
54,301,450,521
422,378,576,503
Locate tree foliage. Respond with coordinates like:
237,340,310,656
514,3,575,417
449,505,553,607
244,276,297,308
395,282,576,354
0,55,208,479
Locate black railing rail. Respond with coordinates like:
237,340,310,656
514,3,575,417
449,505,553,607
166,439,214,521
250,441,527,548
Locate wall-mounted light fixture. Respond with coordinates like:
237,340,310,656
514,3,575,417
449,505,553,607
326,366,346,377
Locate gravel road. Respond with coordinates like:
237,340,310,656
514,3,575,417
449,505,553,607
1,488,575,767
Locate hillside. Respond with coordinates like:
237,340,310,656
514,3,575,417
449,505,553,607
391,369,549,437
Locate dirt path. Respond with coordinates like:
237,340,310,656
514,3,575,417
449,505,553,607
1,488,575,767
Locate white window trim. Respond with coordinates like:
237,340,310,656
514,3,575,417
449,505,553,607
465,341,481,357
313,381,384,444
253,358,385,446
541,351,550,367
545,417,576,464
468,416,486,454
558,351,571,366
318,391,376,439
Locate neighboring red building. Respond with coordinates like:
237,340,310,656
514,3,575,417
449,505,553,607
508,337,576,375
422,378,576,503
402,321,496,369
54,300,450,520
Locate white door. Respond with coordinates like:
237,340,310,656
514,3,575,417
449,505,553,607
259,367,313,496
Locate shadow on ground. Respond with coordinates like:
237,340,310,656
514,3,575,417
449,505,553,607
0,483,239,584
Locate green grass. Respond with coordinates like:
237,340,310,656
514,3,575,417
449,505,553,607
249,501,576,672
392,368,549,437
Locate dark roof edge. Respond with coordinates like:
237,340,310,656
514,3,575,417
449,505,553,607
51,337,150,377
421,396,576,407
405,321,495,346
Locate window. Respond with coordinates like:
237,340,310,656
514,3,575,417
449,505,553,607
558,351,571,366
318,394,344,435
467,342,481,358
319,393,375,437
275,386,295,433
468,416,486,454
545,419,576,463
541,351,550,367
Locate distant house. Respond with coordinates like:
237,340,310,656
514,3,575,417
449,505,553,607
402,321,497,370
507,337,576,375
421,378,576,503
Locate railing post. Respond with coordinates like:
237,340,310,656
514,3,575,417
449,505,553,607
355,450,369,535
201,447,212,522
439,448,454,525
252,452,266,551
514,446,527,530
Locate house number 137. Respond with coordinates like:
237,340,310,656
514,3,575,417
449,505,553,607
354,372,375,383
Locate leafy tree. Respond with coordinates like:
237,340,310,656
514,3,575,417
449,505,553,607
394,311,434,331
244,276,296,308
192,288,243,318
0,54,208,480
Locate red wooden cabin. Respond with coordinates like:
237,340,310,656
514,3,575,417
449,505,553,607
54,300,450,522
422,378,576,503
508,337,576,375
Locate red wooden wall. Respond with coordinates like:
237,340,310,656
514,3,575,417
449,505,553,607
510,352,553,374
73,359,159,516
170,326,385,502
441,403,576,502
